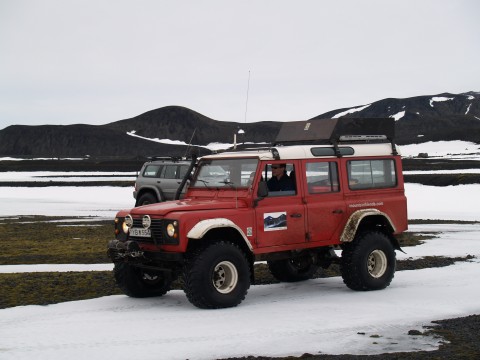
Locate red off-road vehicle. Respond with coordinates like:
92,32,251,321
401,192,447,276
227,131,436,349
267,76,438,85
108,118,408,309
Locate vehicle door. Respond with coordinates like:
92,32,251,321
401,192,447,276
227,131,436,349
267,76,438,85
140,163,164,193
159,164,183,200
254,161,307,248
303,160,346,243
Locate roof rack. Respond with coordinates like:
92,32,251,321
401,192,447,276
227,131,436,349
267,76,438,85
274,118,397,156
146,156,187,162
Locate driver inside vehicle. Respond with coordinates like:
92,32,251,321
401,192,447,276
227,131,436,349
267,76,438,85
267,164,295,191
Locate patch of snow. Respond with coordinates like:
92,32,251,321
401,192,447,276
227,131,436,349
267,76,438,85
204,142,234,151
0,264,113,274
127,131,190,146
390,110,405,121
399,223,480,259
405,183,480,221
429,97,454,107
465,103,472,114
404,169,480,175
126,131,234,151
399,141,480,159
0,186,132,218
0,171,136,182
0,157,27,161
332,104,371,118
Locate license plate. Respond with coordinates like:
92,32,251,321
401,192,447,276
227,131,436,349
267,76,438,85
129,228,151,237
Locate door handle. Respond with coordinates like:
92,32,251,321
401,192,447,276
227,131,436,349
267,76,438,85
332,209,343,214
290,213,302,218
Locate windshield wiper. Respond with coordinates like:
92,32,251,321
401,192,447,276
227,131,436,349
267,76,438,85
222,179,237,189
194,179,211,189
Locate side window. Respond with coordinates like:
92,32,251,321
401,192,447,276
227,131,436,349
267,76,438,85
160,165,178,179
348,159,397,190
143,164,162,177
306,162,339,194
264,163,296,196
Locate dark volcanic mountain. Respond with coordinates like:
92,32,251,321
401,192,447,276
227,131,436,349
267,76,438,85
105,106,280,146
315,91,480,144
0,92,478,158
0,124,193,158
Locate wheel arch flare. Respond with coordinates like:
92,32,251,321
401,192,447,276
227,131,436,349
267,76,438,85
187,218,253,252
340,209,396,243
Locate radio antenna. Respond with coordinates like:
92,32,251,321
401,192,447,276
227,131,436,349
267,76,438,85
184,128,197,158
244,70,250,123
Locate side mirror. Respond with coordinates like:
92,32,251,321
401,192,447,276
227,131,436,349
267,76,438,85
254,181,269,207
257,181,268,198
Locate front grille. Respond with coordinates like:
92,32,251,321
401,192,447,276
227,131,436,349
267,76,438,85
128,218,178,245
129,218,163,243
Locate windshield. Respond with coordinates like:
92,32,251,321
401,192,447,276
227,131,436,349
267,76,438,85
191,158,259,188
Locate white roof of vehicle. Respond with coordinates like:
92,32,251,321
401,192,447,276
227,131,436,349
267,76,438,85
202,143,401,161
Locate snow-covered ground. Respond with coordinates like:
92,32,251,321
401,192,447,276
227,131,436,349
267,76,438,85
0,140,479,359
1,183,479,221
0,223,479,359
0,186,132,218
399,140,480,160
0,171,136,182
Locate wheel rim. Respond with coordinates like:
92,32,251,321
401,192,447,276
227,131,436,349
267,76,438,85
212,261,238,294
367,250,387,278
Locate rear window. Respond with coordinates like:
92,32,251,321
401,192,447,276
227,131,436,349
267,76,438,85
347,159,397,190
143,164,162,177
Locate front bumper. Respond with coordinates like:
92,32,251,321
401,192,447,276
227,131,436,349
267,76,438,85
107,240,184,263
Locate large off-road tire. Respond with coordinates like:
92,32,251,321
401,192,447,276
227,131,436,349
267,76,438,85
136,192,158,206
114,263,172,298
340,231,396,291
183,241,251,309
268,256,318,282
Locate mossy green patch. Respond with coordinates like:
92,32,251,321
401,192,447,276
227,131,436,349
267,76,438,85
0,271,121,309
0,217,112,265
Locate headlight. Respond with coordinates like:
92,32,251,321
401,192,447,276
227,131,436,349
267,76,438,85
122,221,129,234
166,221,178,238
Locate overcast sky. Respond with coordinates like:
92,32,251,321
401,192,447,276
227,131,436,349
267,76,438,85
0,0,478,130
